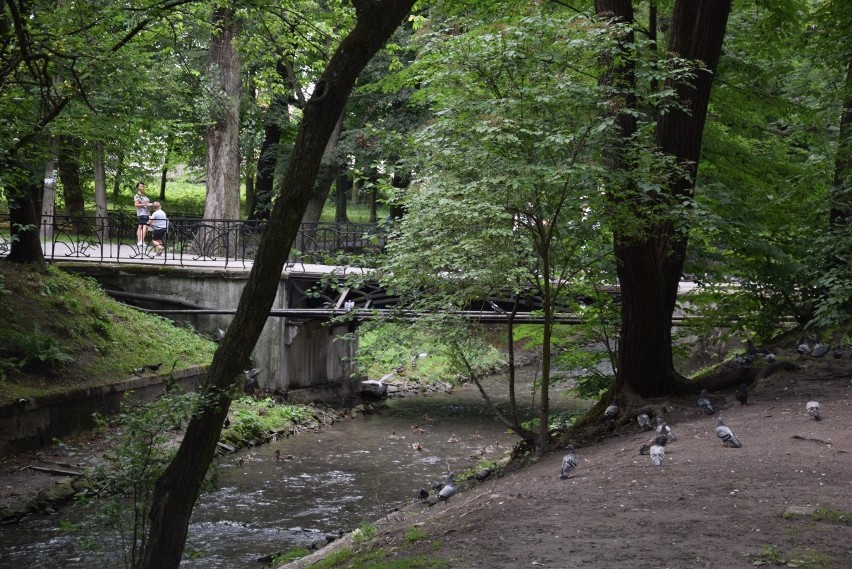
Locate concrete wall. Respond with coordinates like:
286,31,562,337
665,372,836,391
63,265,355,395
0,366,207,458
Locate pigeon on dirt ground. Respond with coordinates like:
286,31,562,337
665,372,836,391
560,444,580,479
640,433,669,455
650,440,666,467
603,396,620,426
735,383,749,406
438,473,456,501
811,339,830,358
806,399,821,421
796,337,810,358
654,417,676,442
637,413,653,431
715,417,742,448
698,389,715,415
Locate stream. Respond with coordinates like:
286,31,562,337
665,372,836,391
0,368,585,568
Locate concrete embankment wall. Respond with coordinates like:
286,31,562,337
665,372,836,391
0,366,207,458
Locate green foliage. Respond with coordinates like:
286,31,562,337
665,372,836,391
85,388,203,568
0,327,74,373
356,321,502,384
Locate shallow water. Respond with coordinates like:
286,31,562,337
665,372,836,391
0,369,584,568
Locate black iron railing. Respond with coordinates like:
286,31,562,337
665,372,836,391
0,212,386,268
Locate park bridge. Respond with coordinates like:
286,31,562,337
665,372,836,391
4,213,578,401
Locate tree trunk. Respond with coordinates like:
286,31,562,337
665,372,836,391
57,136,85,218
93,143,109,241
335,171,350,223
302,110,344,224
5,157,47,268
40,137,58,244
139,3,415,567
202,5,241,222
598,0,731,397
251,92,287,220
159,166,168,202
831,58,851,224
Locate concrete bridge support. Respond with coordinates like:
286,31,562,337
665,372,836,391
64,265,356,398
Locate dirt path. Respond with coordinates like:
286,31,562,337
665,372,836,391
351,356,852,568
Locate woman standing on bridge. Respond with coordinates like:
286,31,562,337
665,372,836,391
134,182,151,246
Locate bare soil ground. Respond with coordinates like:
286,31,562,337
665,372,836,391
3,351,851,569
352,352,852,568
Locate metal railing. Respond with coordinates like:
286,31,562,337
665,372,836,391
0,212,386,268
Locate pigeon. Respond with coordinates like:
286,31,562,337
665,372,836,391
650,440,666,467
243,367,261,392
560,444,580,479
637,413,653,431
437,473,456,501
715,417,742,448
640,433,669,455
796,337,809,358
806,399,821,421
655,417,676,442
698,389,715,414
603,396,620,426
144,362,163,372
735,383,749,406
811,339,830,358
765,353,777,363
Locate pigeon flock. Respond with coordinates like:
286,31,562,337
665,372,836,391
555,340,831,477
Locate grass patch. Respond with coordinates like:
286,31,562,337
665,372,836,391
743,544,837,567
351,522,378,544
270,546,312,566
309,547,448,569
812,507,852,525
0,264,216,406
221,397,318,446
404,526,428,544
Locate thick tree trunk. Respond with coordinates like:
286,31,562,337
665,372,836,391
5,158,47,267
598,0,730,397
202,5,241,221
140,3,415,567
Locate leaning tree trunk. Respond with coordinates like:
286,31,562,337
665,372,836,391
139,3,416,567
